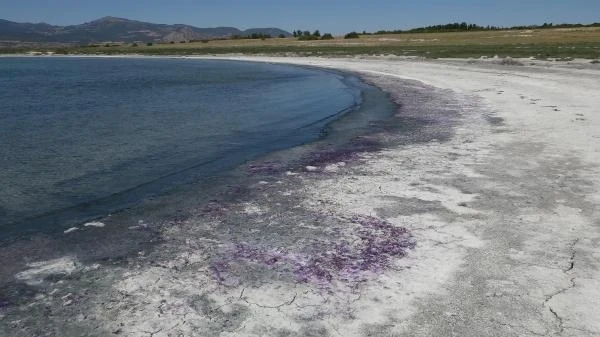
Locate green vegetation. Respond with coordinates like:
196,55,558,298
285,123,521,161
247,33,272,40
321,33,334,40
296,29,328,41
374,21,600,34
49,42,597,60
344,32,360,39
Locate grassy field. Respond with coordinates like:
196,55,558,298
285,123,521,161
7,27,600,59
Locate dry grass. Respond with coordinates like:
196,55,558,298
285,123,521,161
124,27,600,49
17,27,600,59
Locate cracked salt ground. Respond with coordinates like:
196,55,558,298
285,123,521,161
222,56,600,336
3,56,600,336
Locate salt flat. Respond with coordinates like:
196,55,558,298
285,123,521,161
202,55,600,336
3,56,599,337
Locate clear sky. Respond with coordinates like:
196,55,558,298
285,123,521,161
1,0,598,34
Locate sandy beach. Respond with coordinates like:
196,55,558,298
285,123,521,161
3,56,600,336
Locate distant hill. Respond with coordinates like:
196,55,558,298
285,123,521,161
0,17,292,44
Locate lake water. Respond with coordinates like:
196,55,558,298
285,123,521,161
0,57,393,241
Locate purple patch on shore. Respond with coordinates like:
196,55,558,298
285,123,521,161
247,162,284,175
211,260,229,283
211,215,414,288
348,136,381,152
0,298,9,311
304,137,381,167
305,149,359,167
201,201,228,219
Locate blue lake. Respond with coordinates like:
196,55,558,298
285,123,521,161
0,57,392,240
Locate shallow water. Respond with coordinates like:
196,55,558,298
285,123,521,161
0,57,393,241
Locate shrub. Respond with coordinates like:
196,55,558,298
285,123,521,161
344,31,360,39
146,42,153,46
247,33,271,40
321,33,334,40
591,59,600,64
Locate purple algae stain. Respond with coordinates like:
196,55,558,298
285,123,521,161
305,149,359,167
201,201,229,219
0,297,9,312
211,260,230,283
247,162,285,175
348,136,381,153
303,137,381,168
211,215,415,288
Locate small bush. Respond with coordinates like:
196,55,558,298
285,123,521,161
248,33,271,40
321,33,334,40
131,43,138,47
591,59,600,64
344,31,360,39
146,42,153,46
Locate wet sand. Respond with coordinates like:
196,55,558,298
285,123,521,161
2,56,600,336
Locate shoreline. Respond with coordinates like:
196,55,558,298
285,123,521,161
2,56,600,336
0,57,392,245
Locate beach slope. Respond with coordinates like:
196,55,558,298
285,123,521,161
210,56,600,336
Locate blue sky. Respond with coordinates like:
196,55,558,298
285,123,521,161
1,0,598,34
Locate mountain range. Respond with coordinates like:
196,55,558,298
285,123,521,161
0,16,292,44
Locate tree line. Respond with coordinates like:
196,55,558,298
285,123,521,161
293,30,334,40
372,22,600,35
